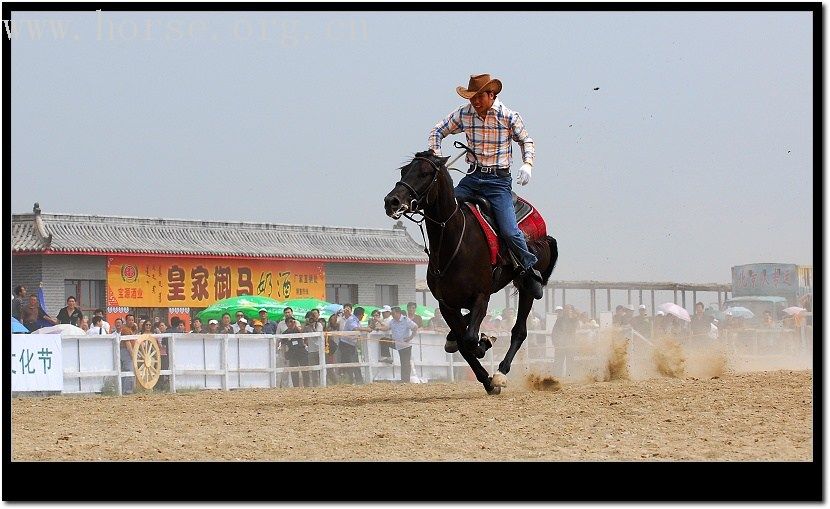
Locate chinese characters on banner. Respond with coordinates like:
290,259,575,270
106,256,325,307
731,263,798,297
11,334,63,392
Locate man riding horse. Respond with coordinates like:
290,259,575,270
427,73,544,299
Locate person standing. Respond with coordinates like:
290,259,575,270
339,305,372,384
405,302,424,328
124,314,138,334
258,308,278,335
274,307,296,387
428,73,543,298
12,285,26,320
56,296,84,326
20,294,57,332
217,313,234,333
689,302,713,339
368,308,392,364
281,316,309,388
303,309,324,386
167,316,183,333
232,311,253,333
93,309,111,334
325,313,341,384
87,315,107,335
190,318,203,333
376,305,394,363
631,305,652,339
113,318,124,335
388,306,419,383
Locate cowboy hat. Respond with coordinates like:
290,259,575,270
457,73,502,99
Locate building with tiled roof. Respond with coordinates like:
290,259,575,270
12,203,428,327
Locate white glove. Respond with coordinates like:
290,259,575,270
516,163,532,186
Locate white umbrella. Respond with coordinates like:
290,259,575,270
724,307,754,319
782,306,807,316
32,324,86,335
657,302,691,322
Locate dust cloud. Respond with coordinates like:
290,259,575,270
653,339,686,378
524,373,562,391
533,330,811,386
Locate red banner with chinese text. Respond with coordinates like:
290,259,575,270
106,256,325,307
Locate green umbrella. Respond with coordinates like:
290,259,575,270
197,295,284,322
414,305,435,320
276,298,334,321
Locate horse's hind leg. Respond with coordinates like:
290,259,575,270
492,290,534,388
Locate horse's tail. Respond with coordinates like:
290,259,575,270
540,235,558,286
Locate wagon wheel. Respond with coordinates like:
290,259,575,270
132,334,162,390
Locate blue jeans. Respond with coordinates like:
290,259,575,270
454,172,538,270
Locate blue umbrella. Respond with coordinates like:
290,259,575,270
323,303,343,315
11,317,29,333
725,306,754,319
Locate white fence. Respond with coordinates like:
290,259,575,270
16,324,813,395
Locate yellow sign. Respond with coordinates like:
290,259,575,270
107,256,325,307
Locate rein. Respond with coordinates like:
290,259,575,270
395,156,467,282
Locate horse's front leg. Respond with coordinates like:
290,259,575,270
441,304,497,394
441,303,470,354
492,290,534,388
461,293,495,359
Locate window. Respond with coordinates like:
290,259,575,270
326,284,358,305
64,280,105,316
375,285,398,307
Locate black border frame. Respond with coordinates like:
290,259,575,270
3,2,822,502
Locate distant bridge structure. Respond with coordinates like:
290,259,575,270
416,279,733,319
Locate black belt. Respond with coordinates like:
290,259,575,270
469,163,511,177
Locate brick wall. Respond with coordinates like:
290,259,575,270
10,255,42,299
324,262,418,306
40,255,107,314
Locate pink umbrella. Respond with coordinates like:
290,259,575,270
782,306,807,316
658,302,691,322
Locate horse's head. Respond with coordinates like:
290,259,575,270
384,150,450,219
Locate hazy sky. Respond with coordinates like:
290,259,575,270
10,9,814,285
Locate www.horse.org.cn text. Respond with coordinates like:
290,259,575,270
4,12,369,47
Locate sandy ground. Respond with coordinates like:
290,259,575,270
11,368,812,461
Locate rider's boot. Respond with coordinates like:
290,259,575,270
507,249,544,300
517,267,544,300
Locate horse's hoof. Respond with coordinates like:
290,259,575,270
486,380,502,396
444,340,458,353
491,371,508,387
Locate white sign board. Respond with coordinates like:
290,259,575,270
11,334,63,391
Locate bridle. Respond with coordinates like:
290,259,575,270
393,141,477,219
394,156,466,280
395,157,456,221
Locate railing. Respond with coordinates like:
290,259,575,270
48,323,814,395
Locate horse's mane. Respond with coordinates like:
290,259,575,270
413,150,447,167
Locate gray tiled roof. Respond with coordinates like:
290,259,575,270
12,212,429,263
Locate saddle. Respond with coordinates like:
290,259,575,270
465,192,547,265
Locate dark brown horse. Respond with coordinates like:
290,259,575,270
384,150,558,395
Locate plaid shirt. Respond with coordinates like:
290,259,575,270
428,99,535,168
